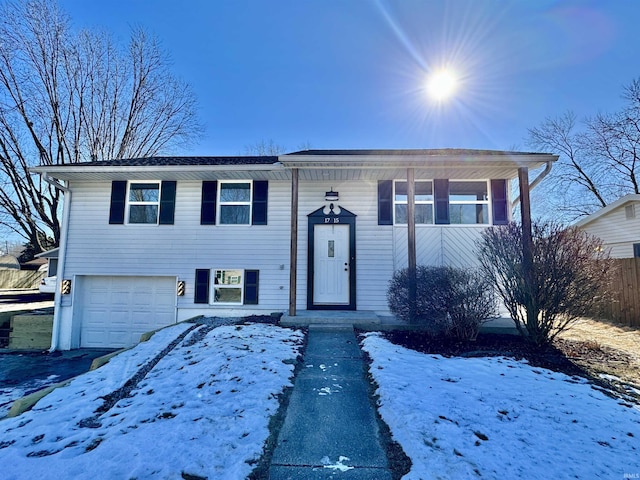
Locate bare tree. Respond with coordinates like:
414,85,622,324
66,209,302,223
243,139,287,156
0,0,203,252
242,139,312,156
527,79,640,222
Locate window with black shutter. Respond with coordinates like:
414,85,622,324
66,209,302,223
194,269,210,304
378,180,393,225
201,181,218,225
491,179,509,225
109,181,127,224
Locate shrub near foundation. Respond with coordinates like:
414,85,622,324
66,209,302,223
477,221,614,347
387,266,499,340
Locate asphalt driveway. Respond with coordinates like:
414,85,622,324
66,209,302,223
0,348,115,417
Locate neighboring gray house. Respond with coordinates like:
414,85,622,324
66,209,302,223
575,194,640,258
33,149,557,350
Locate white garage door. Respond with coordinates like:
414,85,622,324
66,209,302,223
79,276,177,348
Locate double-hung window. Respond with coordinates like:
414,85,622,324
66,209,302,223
195,268,259,305
128,182,160,224
449,181,489,224
394,180,434,224
219,181,251,225
213,269,244,304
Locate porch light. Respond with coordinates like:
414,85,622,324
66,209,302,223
325,188,339,201
61,279,71,295
177,281,186,296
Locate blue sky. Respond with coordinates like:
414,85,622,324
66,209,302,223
58,0,640,156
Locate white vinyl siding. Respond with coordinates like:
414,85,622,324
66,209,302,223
58,176,492,339
579,202,640,258
62,180,291,316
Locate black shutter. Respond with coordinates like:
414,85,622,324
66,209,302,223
252,180,268,225
634,243,640,258
434,179,450,225
244,270,259,305
491,179,509,225
109,180,127,224
200,181,217,225
159,181,177,225
194,269,210,304
378,180,393,225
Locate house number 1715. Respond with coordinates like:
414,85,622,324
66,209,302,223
324,217,340,223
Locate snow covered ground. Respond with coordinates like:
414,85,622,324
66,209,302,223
0,322,304,480
361,333,640,479
1,374,61,418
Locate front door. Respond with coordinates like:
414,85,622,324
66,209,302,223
313,224,350,305
307,205,356,310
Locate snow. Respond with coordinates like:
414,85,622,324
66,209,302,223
361,333,640,479
4,323,639,479
0,322,303,480
1,375,60,418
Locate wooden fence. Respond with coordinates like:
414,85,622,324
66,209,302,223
595,258,640,327
0,270,46,289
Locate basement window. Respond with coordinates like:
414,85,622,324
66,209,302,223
213,269,244,304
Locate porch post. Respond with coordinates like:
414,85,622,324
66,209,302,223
407,168,417,322
289,168,299,316
518,167,534,322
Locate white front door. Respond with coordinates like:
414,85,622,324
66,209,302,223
313,224,350,305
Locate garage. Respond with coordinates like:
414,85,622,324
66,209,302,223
78,276,177,348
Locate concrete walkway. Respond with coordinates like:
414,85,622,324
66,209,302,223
269,325,392,479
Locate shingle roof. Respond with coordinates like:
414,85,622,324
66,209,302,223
72,156,280,167
285,149,546,156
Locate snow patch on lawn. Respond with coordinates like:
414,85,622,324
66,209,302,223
0,323,304,480
361,333,640,479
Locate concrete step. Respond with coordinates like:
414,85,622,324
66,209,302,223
280,311,381,327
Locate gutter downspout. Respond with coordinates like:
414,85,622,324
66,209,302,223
42,173,70,352
512,160,553,207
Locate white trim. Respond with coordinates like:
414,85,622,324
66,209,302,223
126,180,161,225
449,180,491,225
393,179,434,225
211,268,245,305
217,180,253,226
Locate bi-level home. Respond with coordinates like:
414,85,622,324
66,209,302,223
33,149,557,349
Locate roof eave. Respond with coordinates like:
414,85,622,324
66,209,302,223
31,162,285,180
574,193,640,228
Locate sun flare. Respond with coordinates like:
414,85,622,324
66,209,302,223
426,69,459,101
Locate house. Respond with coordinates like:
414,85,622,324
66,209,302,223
575,194,640,258
32,149,557,350
35,247,60,277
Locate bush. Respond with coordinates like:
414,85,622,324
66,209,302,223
387,265,499,340
477,221,614,347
